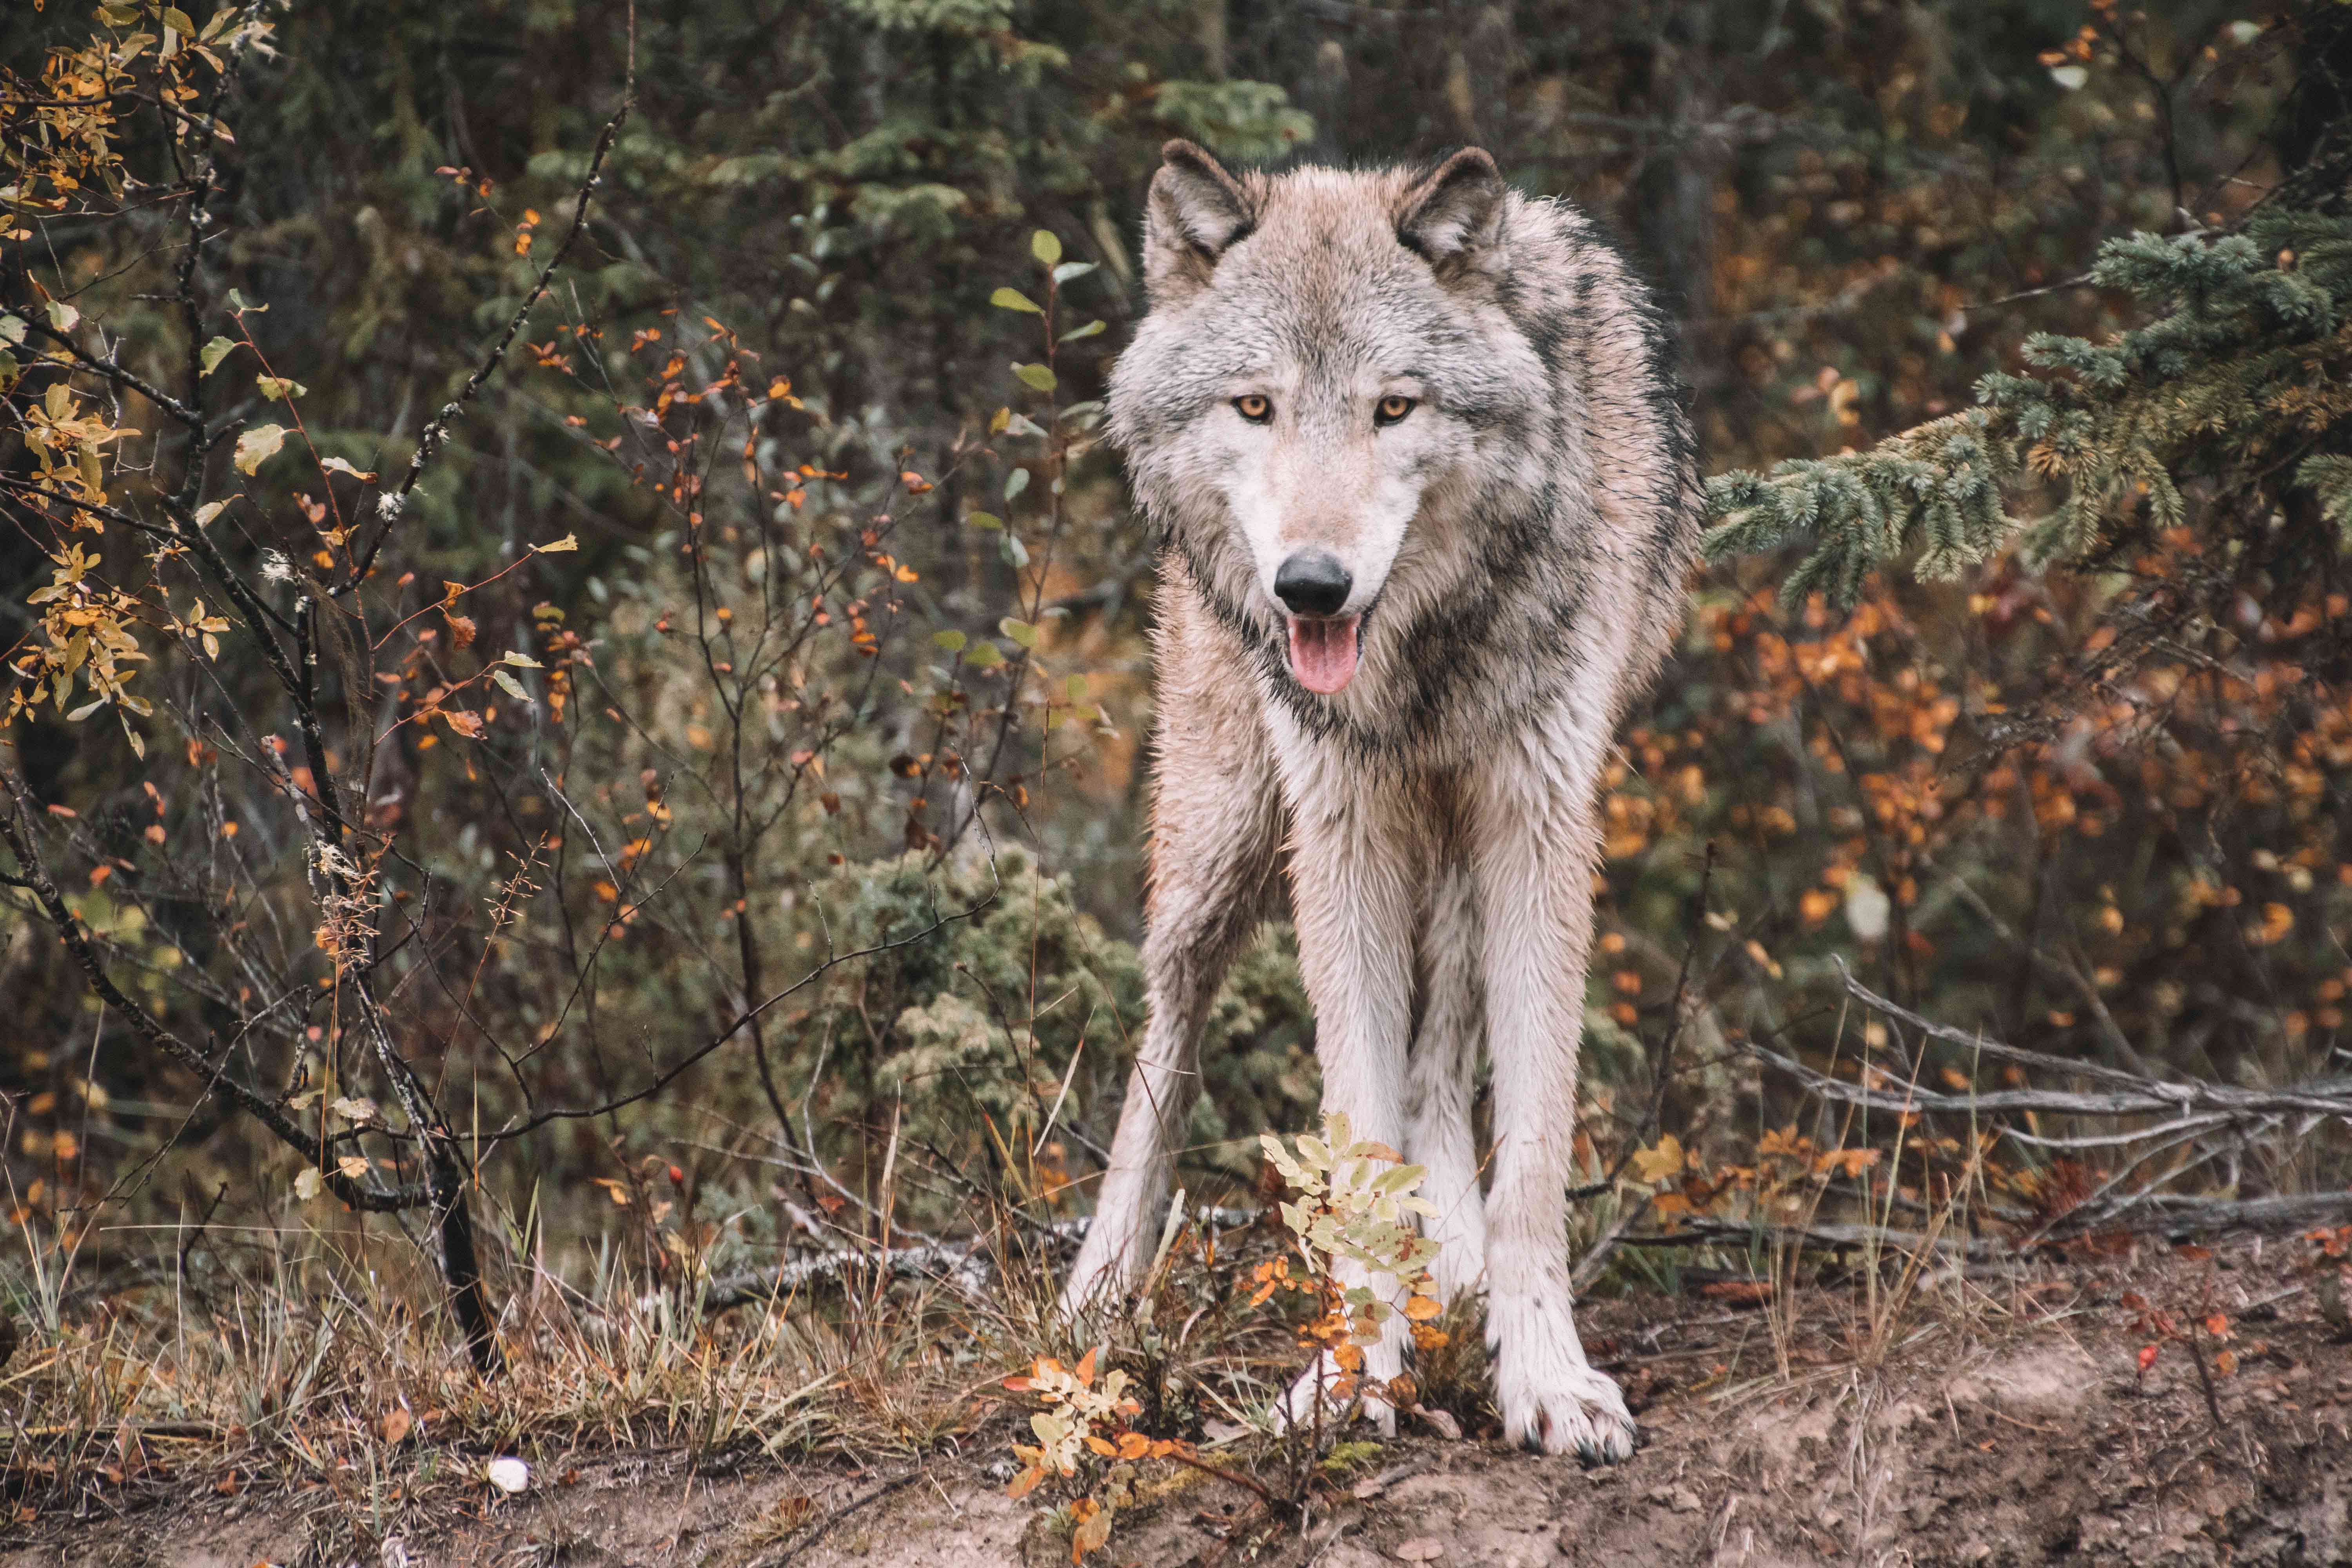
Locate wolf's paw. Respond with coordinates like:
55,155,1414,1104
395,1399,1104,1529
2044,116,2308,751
1495,1356,1636,1463
1269,1351,1399,1439
1057,1215,1146,1325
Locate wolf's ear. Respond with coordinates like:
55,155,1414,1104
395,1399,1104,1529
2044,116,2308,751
1143,140,1256,302
1397,148,1505,275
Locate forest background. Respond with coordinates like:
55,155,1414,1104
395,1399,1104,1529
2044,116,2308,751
4,0,2352,1525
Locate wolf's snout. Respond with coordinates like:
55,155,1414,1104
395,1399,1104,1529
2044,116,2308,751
1274,551,1352,617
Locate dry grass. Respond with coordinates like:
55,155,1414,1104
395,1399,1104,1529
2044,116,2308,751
0,1191,1315,1548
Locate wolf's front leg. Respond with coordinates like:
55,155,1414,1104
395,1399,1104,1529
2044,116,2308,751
1268,747,1426,1435
1060,647,1282,1322
1466,751,1637,1463
1408,854,1488,1305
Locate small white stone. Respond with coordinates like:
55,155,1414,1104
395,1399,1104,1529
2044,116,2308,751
486,1455,531,1494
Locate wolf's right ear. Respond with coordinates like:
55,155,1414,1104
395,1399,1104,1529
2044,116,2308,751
1143,140,1255,302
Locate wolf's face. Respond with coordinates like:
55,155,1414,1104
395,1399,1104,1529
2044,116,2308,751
1109,144,1543,697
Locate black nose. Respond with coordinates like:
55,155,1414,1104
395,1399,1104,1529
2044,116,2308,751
1274,551,1353,617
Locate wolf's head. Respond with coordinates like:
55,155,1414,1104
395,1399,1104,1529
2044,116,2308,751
1108,141,1546,697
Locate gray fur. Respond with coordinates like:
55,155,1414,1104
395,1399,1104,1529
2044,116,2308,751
1065,141,1700,1462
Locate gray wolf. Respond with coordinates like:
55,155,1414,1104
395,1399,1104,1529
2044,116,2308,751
1062,140,1699,1462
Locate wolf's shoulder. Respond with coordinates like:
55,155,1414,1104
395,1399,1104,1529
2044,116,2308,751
1494,192,1664,316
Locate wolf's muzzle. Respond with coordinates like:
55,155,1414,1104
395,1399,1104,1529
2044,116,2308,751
1274,551,1352,617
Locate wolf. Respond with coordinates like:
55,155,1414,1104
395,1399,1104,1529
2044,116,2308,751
1060,140,1699,1462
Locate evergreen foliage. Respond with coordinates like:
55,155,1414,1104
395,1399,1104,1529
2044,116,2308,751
1706,207,2352,602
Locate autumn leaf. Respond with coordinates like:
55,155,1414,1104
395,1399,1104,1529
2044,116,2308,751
233,423,288,475
1630,1134,1686,1184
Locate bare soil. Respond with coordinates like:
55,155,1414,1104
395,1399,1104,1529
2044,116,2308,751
7,1237,2348,1567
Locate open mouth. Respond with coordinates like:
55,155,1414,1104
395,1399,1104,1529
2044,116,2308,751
1285,615,1361,694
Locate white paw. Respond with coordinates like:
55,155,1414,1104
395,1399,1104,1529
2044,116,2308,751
1488,1298,1636,1463
1270,1350,1399,1439
1057,1230,1138,1325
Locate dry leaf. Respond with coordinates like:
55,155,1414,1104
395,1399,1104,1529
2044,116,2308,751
1394,1539,1445,1563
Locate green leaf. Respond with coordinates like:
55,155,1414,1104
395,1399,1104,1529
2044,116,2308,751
232,424,288,475
1003,468,1030,504
65,699,105,722
1012,362,1057,393
256,374,306,401
193,500,228,526
1058,319,1106,343
933,628,967,653
45,299,80,334
224,289,267,315
1030,230,1063,267
491,669,530,702
990,287,1043,314
0,316,25,345
965,510,1004,531
162,7,195,35
198,336,236,375
963,640,1006,670
1063,675,1089,703
501,650,544,668
999,617,1038,649
1051,261,1096,285
1002,532,1029,569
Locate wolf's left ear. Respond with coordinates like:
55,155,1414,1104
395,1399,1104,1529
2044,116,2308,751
1397,148,1505,274
1144,140,1256,302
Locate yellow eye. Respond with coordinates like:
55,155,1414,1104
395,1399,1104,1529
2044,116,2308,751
1376,395,1416,425
1234,394,1272,423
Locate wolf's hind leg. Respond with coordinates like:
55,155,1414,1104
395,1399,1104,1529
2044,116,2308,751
1059,663,1280,1322
1407,855,1486,1306
1466,750,1637,1463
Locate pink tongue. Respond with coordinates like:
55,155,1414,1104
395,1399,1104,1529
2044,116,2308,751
1286,616,1361,693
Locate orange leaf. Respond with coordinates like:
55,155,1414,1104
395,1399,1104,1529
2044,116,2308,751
1074,1347,1097,1386
1002,1376,1033,1393
1071,1496,1111,1561
1116,1432,1151,1459
1007,1465,1044,1501
1403,1295,1443,1321
1083,1436,1115,1457
2137,1345,2160,1372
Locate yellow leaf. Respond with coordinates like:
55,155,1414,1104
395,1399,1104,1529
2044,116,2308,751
232,423,287,475
1630,1134,1686,1185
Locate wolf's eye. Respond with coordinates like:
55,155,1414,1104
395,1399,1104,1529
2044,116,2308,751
1233,394,1272,423
1375,395,1417,426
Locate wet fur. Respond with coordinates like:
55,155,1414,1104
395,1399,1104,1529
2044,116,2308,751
1063,142,1700,1461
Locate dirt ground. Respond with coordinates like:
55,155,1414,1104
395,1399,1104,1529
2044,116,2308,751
6,1236,2348,1568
